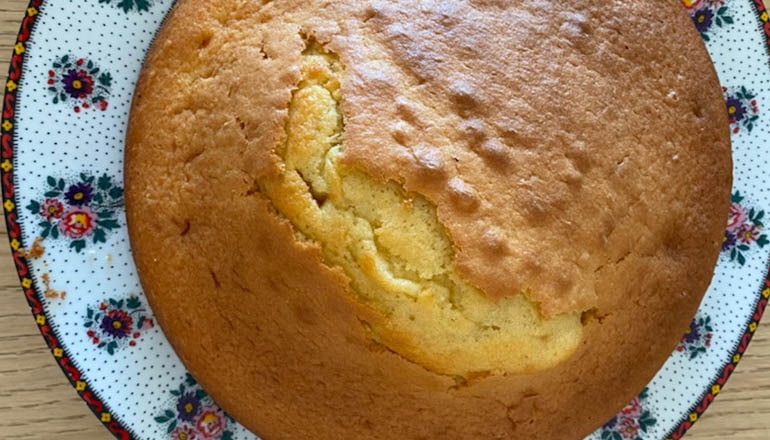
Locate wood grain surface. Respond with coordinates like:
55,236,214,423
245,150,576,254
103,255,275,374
0,1,768,439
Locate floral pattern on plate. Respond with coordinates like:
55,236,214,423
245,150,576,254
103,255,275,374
156,374,236,440
84,295,155,355
676,315,714,359
601,389,657,440
683,0,735,41
25,173,124,252
723,85,760,134
722,191,768,265
47,55,111,113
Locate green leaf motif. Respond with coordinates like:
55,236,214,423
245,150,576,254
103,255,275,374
126,296,141,310
40,223,51,239
43,190,60,198
47,176,57,187
639,412,656,431
97,219,120,230
109,186,124,200
87,307,94,319
93,193,104,204
98,72,113,87
186,374,197,387
737,252,746,265
221,431,234,440
195,389,207,400
757,235,769,247
107,341,118,355
732,191,744,204
167,420,177,434
98,174,112,190
26,200,40,214
50,227,59,239
58,178,65,190
153,415,169,424
93,228,107,244
104,0,154,13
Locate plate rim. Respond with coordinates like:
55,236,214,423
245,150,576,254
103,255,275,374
1,1,769,440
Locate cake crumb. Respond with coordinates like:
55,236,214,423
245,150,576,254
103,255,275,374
18,236,45,259
41,272,66,300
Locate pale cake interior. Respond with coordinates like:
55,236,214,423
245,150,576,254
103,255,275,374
257,44,583,376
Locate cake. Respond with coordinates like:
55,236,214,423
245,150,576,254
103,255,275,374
125,1,732,438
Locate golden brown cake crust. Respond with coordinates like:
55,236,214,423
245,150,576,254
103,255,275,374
125,1,732,439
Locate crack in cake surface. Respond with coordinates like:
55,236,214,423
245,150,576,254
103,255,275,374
257,41,583,376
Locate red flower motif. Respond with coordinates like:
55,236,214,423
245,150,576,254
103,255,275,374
171,424,199,440
59,206,95,239
39,198,64,220
195,406,227,439
97,99,108,111
726,202,749,233
620,397,642,418
619,417,640,438
141,317,155,330
737,223,761,244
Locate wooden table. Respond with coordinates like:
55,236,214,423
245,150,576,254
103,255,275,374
0,1,768,439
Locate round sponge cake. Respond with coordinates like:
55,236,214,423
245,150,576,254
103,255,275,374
125,1,732,439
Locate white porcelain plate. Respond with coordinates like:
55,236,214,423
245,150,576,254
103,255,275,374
3,1,769,439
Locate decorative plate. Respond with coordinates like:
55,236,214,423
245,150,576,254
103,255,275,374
2,1,769,439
